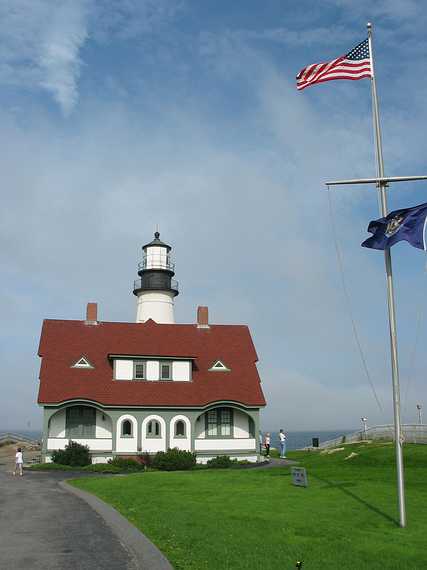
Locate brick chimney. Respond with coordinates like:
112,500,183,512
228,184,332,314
197,306,209,329
85,302,98,325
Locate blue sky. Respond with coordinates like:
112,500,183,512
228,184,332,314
1,0,427,431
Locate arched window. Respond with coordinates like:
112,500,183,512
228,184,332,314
147,420,161,438
175,420,186,437
121,420,132,437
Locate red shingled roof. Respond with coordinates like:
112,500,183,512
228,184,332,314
37,319,266,408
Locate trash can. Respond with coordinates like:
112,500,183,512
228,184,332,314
312,437,319,448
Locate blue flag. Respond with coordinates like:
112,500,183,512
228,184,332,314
362,202,427,251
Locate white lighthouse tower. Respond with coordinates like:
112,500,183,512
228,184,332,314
133,232,179,324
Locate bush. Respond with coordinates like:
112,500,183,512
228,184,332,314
137,452,152,468
51,441,91,467
152,448,196,471
83,463,122,473
27,463,76,471
108,457,145,471
206,455,236,469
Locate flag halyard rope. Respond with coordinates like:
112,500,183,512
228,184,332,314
327,185,384,413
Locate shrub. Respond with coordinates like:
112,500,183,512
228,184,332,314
152,448,196,471
137,453,152,468
108,457,144,471
206,455,236,469
51,441,91,467
27,463,76,471
83,463,121,473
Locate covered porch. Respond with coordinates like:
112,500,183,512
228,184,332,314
44,404,113,460
194,405,259,463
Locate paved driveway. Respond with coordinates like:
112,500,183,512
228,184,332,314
0,458,135,570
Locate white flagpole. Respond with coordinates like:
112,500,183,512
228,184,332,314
367,22,406,527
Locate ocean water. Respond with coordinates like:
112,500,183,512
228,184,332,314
264,430,355,451
0,430,42,441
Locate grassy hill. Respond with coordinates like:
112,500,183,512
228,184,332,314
71,443,427,569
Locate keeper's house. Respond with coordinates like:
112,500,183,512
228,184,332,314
37,233,266,463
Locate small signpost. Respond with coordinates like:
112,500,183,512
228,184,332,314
291,466,308,487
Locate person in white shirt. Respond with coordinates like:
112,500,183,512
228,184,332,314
14,447,24,476
279,429,287,459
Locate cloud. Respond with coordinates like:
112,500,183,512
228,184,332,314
91,0,185,42
0,0,185,115
0,0,89,115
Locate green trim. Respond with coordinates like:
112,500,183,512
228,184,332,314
159,361,172,381
42,399,264,411
66,406,96,439
146,419,162,438
133,360,146,380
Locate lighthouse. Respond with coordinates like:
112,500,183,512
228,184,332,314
133,232,179,324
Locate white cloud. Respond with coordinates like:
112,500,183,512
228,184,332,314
0,0,89,115
0,0,184,115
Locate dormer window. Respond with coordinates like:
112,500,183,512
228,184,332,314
208,360,230,372
160,361,172,380
134,361,145,380
71,356,94,369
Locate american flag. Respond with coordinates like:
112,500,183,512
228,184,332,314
296,39,372,91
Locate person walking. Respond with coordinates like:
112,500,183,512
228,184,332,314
14,447,24,476
264,432,271,458
279,429,287,459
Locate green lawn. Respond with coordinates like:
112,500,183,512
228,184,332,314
71,443,427,569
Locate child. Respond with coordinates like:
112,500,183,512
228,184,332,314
264,433,271,458
14,447,24,476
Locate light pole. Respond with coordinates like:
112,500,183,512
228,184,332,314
416,404,423,425
361,417,368,440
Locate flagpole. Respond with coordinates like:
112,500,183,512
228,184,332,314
367,22,406,527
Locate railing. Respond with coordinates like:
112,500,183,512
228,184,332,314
0,432,40,445
314,424,427,449
133,278,179,292
138,256,175,271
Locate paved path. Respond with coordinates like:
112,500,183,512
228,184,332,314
256,457,298,468
0,458,135,570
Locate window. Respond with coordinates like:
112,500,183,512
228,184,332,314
205,408,233,437
175,420,186,437
133,361,145,380
208,360,230,372
147,420,161,438
66,406,96,438
160,361,172,380
72,356,93,369
121,420,132,437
